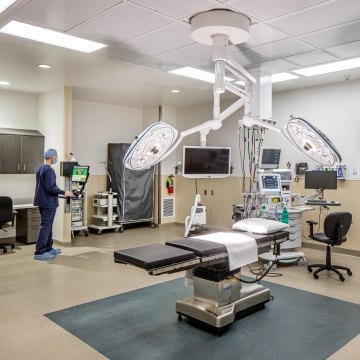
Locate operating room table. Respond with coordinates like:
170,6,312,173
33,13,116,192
114,230,288,333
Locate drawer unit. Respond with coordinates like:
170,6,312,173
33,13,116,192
16,207,40,244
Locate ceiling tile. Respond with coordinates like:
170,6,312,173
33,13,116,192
230,48,274,67
130,0,215,19
326,41,360,59
300,21,360,48
159,43,211,66
256,38,314,58
231,23,289,51
122,21,193,55
229,0,325,21
269,0,360,36
12,0,122,31
191,59,214,72
285,50,338,66
254,59,298,74
71,3,172,45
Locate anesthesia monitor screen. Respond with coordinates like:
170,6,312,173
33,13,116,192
72,166,89,183
260,175,281,191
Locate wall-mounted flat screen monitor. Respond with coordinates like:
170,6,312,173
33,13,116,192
182,146,231,178
72,165,90,183
304,170,337,190
259,147,281,169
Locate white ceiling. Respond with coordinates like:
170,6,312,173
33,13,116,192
1,0,360,108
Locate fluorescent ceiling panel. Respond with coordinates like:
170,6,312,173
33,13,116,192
294,58,360,76
0,0,16,14
169,67,233,83
0,21,107,53
271,73,299,83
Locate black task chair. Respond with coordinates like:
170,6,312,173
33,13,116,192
0,196,16,253
307,212,352,282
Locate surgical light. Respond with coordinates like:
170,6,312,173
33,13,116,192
125,122,178,170
282,117,341,166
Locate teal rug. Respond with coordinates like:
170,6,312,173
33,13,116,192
46,278,360,360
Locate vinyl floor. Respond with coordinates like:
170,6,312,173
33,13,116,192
0,224,359,360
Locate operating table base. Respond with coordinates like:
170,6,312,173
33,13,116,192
176,283,270,332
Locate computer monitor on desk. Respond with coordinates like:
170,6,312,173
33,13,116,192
304,170,337,199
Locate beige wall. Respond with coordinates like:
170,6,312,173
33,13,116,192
173,175,359,253
292,178,359,252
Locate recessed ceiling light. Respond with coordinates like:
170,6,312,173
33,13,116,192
271,72,299,83
293,58,360,77
0,21,107,53
169,67,233,84
38,64,51,69
0,0,17,14
171,89,180,93
0,81,10,86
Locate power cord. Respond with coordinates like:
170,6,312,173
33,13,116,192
233,258,281,284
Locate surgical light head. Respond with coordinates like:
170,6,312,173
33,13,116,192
282,117,341,166
124,122,178,170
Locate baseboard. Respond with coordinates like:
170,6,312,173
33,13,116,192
303,242,360,258
54,239,72,247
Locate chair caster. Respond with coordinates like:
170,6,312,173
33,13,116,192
307,266,312,273
11,244,15,249
347,270,352,276
313,274,319,279
340,276,345,282
3,248,7,254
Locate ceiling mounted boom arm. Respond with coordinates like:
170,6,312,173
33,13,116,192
124,9,342,170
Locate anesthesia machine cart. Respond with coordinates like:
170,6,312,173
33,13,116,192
61,162,90,238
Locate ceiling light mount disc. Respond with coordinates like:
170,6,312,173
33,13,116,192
190,9,250,45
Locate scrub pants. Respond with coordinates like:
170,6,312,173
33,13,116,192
35,207,57,255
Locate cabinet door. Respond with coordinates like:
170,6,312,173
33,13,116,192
21,135,44,174
0,134,21,173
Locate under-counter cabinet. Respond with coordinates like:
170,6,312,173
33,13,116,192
16,207,41,244
0,128,44,174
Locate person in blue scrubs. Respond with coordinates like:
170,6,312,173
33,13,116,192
33,149,73,260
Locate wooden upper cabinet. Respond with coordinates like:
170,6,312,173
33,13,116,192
0,128,44,174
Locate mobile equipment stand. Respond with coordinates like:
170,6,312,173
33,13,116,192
89,191,121,234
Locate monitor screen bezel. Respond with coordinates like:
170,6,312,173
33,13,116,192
258,146,281,169
258,173,282,195
71,165,90,183
182,146,231,179
304,170,337,190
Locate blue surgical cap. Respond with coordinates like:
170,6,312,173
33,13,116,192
44,148,58,159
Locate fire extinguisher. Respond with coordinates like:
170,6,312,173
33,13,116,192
166,174,174,194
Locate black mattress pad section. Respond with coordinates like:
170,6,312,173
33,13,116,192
165,238,227,256
114,244,196,270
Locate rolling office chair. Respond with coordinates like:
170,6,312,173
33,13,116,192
0,196,16,253
307,212,352,282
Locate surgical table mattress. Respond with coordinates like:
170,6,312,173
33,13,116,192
114,231,289,274
114,243,196,270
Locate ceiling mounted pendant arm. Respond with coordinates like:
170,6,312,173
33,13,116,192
224,81,247,97
226,56,256,85
241,115,282,133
